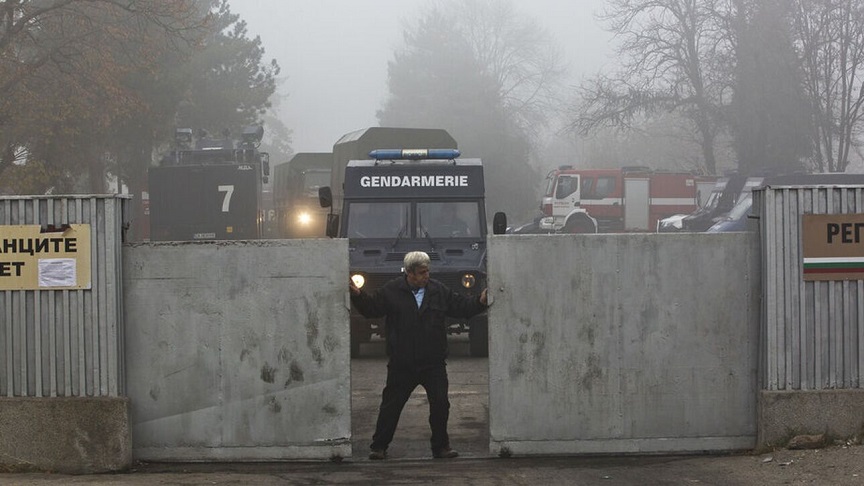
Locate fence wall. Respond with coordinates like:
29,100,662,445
0,195,130,473
7,186,864,467
756,186,864,390
487,232,762,455
0,196,128,398
755,185,864,445
123,239,352,461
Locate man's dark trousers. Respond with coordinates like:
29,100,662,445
370,364,450,452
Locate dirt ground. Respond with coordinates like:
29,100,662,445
3,443,864,485
697,443,864,485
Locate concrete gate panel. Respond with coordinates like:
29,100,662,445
487,232,760,455
123,239,350,461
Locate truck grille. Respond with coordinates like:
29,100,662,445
385,251,441,262
361,272,482,293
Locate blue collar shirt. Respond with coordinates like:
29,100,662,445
412,287,425,308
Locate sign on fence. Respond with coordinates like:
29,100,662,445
0,224,91,290
802,214,864,281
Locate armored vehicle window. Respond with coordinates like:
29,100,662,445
346,202,410,238
417,202,480,238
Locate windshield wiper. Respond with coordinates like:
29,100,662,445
418,212,437,251
391,223,407,250
390,206,410,250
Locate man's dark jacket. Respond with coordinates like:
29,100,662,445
351,276,486,370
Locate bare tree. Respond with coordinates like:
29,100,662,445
457,0,565,140
792,0,864,172
568,0,733,174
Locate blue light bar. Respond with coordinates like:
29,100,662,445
368,149,461,160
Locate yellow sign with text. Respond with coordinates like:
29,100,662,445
0,224,91,290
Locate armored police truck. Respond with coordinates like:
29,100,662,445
320,148,489,358
149,126,270,241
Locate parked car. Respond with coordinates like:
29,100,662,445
656,213,689,232
706,192,754,232
657,174,747,232
506,214,549,234
706,172,864,233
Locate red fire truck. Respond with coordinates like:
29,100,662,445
539,166,716,233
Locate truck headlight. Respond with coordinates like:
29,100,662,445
461,273,476,289
351,273,366,289
297,210,312,226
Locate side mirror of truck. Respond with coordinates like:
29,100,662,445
260,154,270,183
325,214,339,238
492,212,507,235
261,153,270,176
318,186,332,208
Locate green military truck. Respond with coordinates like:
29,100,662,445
272,153,332,238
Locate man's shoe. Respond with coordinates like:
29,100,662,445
432,447,459,459
368,449,387,460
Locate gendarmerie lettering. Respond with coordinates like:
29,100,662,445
360,175,469,188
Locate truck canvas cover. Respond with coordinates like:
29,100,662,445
330,127,457,211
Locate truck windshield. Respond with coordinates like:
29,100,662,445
702,191,721,211
723,193,753,221
555,175,579,199
417,201,481,238
346,202,410,238
302,170,330,190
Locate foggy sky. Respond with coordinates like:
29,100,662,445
230,0,614,153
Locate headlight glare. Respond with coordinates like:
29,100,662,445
351,274,365,289
297,211,312,226
461,273,476,288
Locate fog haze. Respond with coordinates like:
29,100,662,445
230,0,613,153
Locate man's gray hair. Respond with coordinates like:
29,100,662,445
403,251,431,273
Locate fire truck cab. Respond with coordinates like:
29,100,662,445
540,166,711,233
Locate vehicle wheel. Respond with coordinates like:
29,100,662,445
469,315,488,358
563,218,595,234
